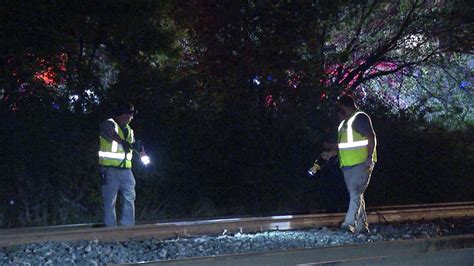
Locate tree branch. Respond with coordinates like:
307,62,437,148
340,1,422,89
345,1,378,54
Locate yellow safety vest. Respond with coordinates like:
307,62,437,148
98,118,134,168
338,111,377,167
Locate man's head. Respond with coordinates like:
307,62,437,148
113,102,136,126
337,94,357,119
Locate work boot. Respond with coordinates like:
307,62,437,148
340,223,355,234
355,226,370,234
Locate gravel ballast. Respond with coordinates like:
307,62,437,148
1,217,473,265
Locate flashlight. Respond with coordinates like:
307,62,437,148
141,155,150,165
308,160,322,176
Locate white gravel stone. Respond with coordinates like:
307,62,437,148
1,217,473,265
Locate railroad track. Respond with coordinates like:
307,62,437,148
123,234,474,266
1,202,474,247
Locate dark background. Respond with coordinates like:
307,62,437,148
1,0,473,227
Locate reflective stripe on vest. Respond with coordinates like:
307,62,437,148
98,151,133,160
338,111,368,150
99,118,134,168
338,111,373,167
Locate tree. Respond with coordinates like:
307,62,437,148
0,0,180,226
363,54,473,129
171,0,473,117
1,0,473,227
1,0,178,112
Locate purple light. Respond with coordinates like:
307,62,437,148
459,81,470,89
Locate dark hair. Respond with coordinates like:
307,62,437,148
113,102,135,116
337,94,356,108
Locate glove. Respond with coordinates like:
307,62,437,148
131,140,143,152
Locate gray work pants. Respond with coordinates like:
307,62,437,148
341,163,373,230
101,167,136,226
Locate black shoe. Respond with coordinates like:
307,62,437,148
341,223,355,234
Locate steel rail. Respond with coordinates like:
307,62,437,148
1,202,473,247
122,234,474,266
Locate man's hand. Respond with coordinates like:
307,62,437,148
320,152,330,160
121,141,132,153
320,150,337,160
131,140,144,152
139,150,150,165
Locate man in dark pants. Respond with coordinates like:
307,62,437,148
99,102,147,226
337,95,377,234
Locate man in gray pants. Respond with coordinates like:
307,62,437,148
99,102,147,226
336,95,377,234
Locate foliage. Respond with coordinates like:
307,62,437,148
0,100,100,226
0,0,473,227
363,54,473,129
366,102,474,205
1,0,178,111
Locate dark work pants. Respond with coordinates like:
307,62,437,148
101,167,136,226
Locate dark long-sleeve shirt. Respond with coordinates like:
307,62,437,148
100,119,120,142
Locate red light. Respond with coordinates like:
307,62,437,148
320,92,327,100
33,53,67,85
34,67,56,85
265,94,273,107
